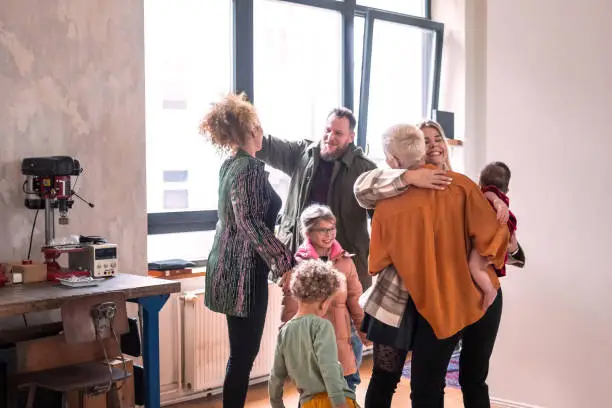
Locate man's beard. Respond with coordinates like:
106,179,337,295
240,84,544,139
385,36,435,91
320,142,350,162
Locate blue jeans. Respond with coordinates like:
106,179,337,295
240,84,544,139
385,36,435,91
344,322,363,391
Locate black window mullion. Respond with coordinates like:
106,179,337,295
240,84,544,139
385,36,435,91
233,0,254,99
277,0,344,11
356,12,373,150
431,28,444,113
342,0,356,111
147,211,218,235
357,6,443,31
421,31,433,118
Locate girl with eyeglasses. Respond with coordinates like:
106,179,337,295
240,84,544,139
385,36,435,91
280,204,369,393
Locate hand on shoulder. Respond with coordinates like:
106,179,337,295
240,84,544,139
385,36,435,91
403,167,452,190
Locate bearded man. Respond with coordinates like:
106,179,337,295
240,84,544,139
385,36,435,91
257,107,376,290
257,107,450,290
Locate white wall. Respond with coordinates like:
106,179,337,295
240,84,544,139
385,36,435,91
433,0,488,179
484,1,612,407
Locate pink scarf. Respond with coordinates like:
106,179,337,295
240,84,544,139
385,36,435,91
295,238,346,262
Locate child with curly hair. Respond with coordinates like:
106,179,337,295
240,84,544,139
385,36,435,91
269,260,358,408
281,204,367,391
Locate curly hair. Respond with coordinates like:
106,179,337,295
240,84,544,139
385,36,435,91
198,93,259,153
290,259,345,303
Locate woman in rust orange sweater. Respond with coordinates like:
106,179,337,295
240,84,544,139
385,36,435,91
363,123,509,408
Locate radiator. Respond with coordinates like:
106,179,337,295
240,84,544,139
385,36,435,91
182,284,283,393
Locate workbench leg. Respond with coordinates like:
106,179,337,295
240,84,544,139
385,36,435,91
130,294,169,408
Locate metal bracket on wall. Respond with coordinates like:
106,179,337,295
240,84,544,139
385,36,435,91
91,302,117,336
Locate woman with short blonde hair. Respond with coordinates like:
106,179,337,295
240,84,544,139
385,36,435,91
382,124,427,170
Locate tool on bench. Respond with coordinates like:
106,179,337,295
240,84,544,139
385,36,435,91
68,242,118,278
20,156,119,282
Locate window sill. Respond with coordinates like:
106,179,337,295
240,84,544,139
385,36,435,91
149,271,206,281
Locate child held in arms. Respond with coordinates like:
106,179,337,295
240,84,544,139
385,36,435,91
476,161,520,277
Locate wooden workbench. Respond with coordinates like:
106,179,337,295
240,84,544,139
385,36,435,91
0,273,181,408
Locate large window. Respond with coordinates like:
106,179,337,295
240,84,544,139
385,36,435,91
145,0,232,214
363,21,435,166
145,0,232,261
145,0,443,263
254,0,343,202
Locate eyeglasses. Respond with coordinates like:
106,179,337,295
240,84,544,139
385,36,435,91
311,226,337,235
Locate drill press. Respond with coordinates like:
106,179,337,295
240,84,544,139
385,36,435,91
21,156,93,281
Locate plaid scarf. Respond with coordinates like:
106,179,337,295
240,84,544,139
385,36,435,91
359,265,409,328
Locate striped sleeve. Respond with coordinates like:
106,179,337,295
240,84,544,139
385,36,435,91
353,168,410,209
230,161,295,281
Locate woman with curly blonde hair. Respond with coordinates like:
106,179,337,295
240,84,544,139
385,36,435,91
200,93,295,407
269,259,358,408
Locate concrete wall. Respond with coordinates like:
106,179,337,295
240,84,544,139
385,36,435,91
0,0,146,327
0,0,147,276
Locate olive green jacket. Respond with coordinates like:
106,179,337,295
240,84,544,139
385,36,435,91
257,135,377,289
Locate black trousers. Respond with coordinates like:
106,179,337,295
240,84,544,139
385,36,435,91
365,290,503,408
411,289,503,408
222,279,268,408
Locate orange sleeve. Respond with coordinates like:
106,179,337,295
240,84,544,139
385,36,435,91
466,184,510,269
369,216,392,274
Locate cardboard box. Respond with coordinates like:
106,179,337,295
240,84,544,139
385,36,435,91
1,261,20,284
10,262,47,283
68,392,106,408
107,357,135,408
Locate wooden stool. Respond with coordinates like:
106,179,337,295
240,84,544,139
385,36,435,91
21,361,130,408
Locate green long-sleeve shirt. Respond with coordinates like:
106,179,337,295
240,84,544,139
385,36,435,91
269,314,355,408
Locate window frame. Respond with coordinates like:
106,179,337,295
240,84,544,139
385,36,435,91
147,0,443,237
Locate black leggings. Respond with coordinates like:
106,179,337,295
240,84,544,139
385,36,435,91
222,283,268,408
365,290,503,408
365,343,408,408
